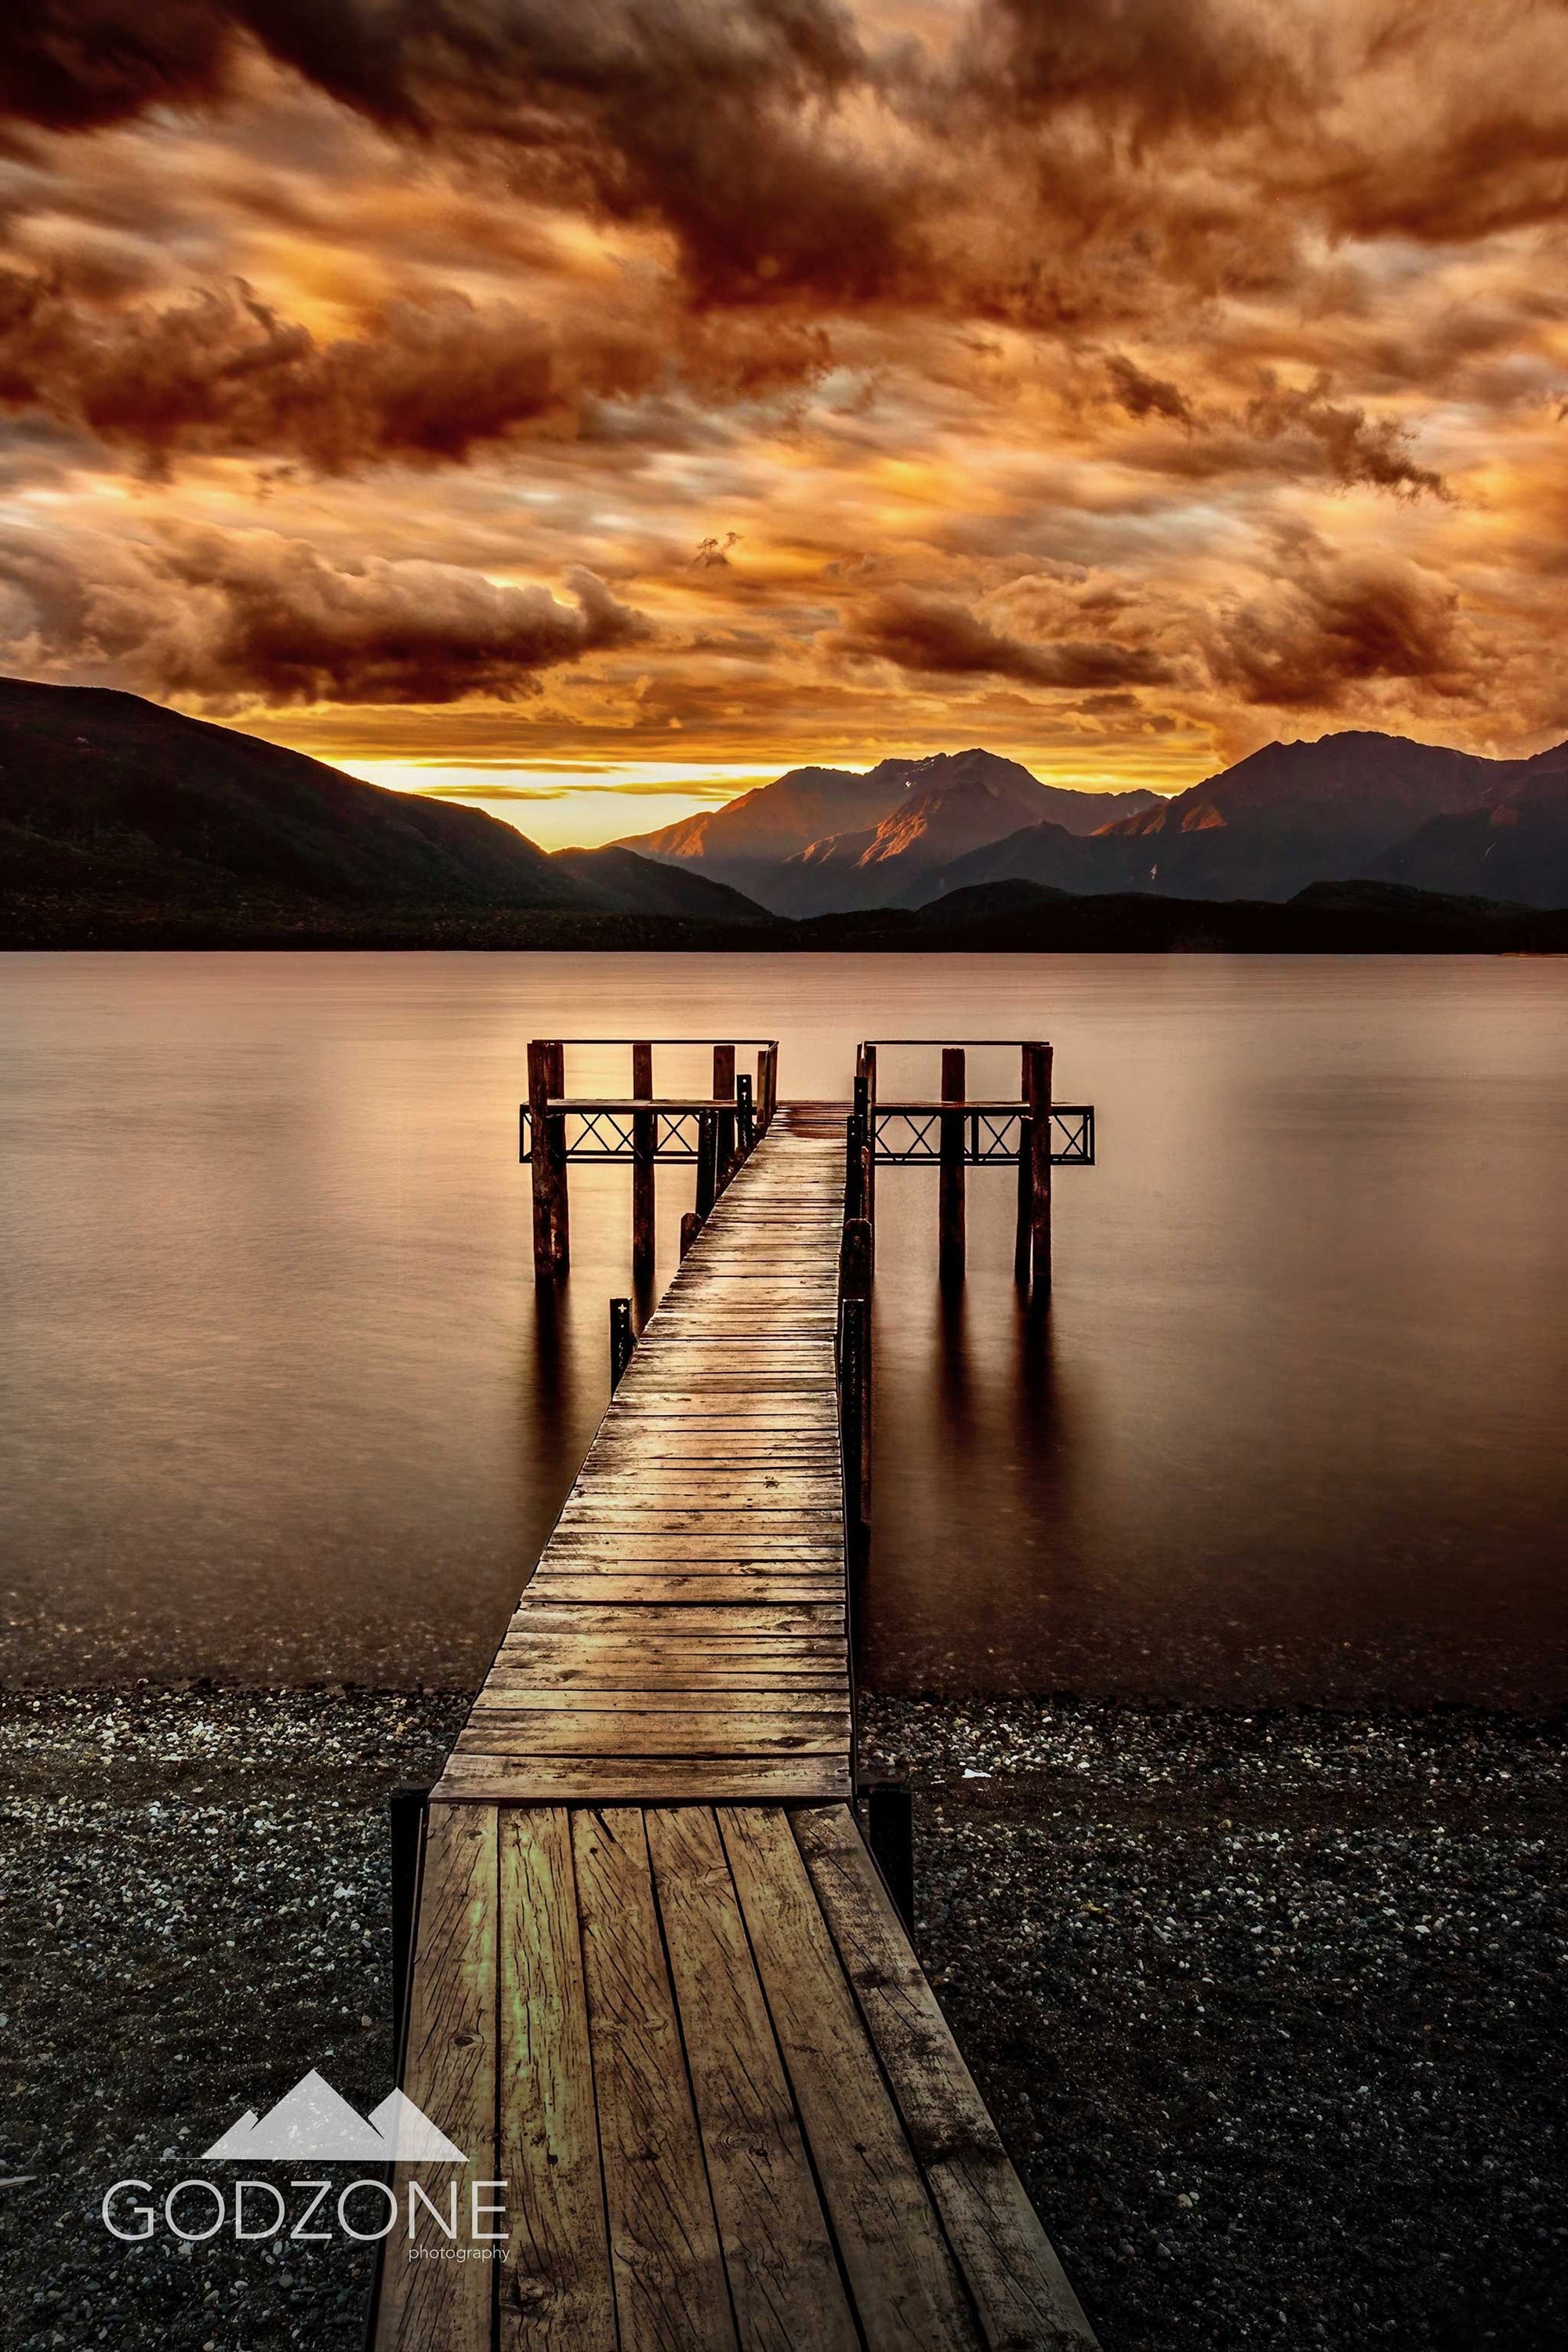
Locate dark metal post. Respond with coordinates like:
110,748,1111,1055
610,1296,634,1390
631,1040,655,1281
757,1046,774,1132
680,1210,701,1261
938,1046,966,1283
866,1781,914,1933
545,1040,569,1274
713,1044,736,1185
736,1072,755,1158
388,1784,430,2053
695,1108,717,1221
1025,1040,1052,1293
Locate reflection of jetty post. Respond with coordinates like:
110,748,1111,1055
938,1046,966,1283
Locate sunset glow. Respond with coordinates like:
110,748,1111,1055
4,1,1568,841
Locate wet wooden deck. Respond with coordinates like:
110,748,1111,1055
371,1120,1099,2351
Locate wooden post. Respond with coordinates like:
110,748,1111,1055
545,1040,569,1273
631,1040,655,1281
861,1044,877,1235
609,1297,634,1391
387,1784,430,2060
938,1045,966,1283
757,1046,774,1132
679,1210,701,1261
839,1294,869,1548
1014,1112,1033,1284
526,1040,555,1281
713,1044,735,1185
840,1218,872,1530
695,1108,717,1221
1025,1040,1053,1292
736,1072,755,1159
865,1781,913,1933
844,1115,864,1223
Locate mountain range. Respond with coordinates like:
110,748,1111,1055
615,750,1162,914
3,675,1566,948
617,737,1568,912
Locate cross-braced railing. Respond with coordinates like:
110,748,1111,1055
872,1103,1094,1167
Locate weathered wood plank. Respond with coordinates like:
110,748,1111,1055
570,1809,739,2352
374,1802,498,2352
646,1806,860,2352
797,1805,1102,2351
719,1806,983,2352
496,1806,616,2352
456,1711,850,1757
437,1754,853,1802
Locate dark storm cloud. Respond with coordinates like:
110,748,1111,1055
0,525,648,702
0,0,919,306
0,270,663,470
1105,353,1196,426
1206,542,1470,708
1242,373,1448,499
837,588,1171,688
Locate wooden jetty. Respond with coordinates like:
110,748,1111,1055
368,1057,1100,2351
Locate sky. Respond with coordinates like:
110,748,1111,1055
2,1,1568,848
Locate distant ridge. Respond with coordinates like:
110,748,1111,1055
2,679,1563,946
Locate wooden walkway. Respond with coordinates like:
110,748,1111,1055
372,1121,1100,2352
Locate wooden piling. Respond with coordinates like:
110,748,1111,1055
839,1293,870,1548
1014,1112,1034,1284
938,1045,966,1283
713,1043,735,1184
545,1040,570,1273
859,1043,877,1234
695,1107,717,1221
527,1040,552,1281
609,1296,634,1391
1025,1040,1053,1292
865,1780,914,1933
840,1217,873,1532
844,1115,865,1223
735,1071,755,1158
631,1040,655,1280
757,1044,775,1131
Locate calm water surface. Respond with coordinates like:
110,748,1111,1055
2,953,1565,1701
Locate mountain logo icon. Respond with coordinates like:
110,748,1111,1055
201,2072,466,2163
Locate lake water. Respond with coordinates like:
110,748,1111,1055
2,953,1565,1704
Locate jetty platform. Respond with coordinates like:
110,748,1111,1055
368,1105,1099,2350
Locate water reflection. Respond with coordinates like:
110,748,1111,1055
2,953,1564,1702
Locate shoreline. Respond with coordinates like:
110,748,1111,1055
3,1688,1564,2350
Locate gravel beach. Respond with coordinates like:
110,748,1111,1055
2,1688,1564,2351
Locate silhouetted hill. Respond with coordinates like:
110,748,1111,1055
0,675,595,926
549,845,775,921
5,681,1564,950
1371,768,1568,907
